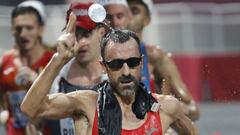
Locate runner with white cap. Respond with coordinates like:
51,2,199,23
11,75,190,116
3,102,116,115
95,0,132,30
0,1,54,135
127,0,200,121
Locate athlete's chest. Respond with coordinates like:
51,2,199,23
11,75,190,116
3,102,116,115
121,112,162,135
122,111,146,129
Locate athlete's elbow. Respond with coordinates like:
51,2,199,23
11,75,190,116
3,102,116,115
20,101,37,118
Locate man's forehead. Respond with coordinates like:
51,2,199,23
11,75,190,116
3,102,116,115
14,13,38,20
105,38,140,59
105,4,128,13
128,0,150,17
13,14,38,25
129,2,141,8
129,4,146,14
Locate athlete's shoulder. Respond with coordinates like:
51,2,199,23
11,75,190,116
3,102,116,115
1,49,15,57
0,49,16,65
153,93,182,117
67,90,99,101
67,90,99,112
48,90,98,108
145,44,166,64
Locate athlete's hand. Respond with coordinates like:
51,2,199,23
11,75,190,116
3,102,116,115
13,55,38,88
56,12,77,63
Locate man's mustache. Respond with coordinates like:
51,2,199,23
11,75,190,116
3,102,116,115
18,38,29,44
118,75,136,82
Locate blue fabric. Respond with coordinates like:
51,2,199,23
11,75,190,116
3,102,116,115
140,42,151,93
8,91,29,128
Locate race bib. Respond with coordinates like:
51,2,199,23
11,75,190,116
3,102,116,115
60,117,76,135
8,91,28,128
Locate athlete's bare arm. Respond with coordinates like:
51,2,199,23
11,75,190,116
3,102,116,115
20,52,93,118
146,45,200,121
154,94,198,135
170,116,198,135
21,13,96,122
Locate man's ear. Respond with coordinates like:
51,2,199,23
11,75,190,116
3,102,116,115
98,27,107,37
38,26,44,36
143,16,150,27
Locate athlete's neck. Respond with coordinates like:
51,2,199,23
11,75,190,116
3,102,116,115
136,30,143,41
115,92,136,106
18,42,45,66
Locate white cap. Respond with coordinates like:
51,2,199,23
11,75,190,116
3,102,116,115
94,0,128,7
18,0,46,23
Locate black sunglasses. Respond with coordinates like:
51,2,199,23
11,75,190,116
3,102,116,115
104,57,142,70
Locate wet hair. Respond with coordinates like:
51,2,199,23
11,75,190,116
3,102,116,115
127,0,151,18
100,29,141,61
11,6,44,26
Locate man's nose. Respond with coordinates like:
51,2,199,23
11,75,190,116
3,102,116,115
74,37,88,52
20,28,28,37
78,36,89,44
121,63,130,76
112,16,120,29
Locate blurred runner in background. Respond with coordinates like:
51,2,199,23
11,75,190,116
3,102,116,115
0,1,54,135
